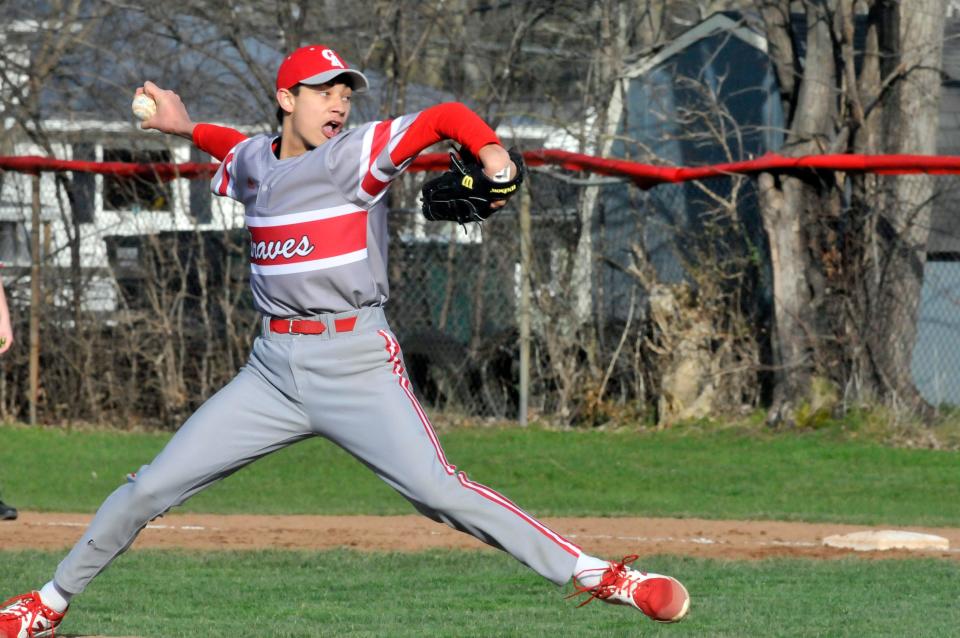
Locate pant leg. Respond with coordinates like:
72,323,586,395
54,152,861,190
55,338,311,594
294,328,580,586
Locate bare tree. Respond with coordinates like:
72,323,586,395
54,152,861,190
0,1,117,423
19,0,941,428
757,0,946,421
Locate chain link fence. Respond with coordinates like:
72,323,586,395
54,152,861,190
0,164,546,425
1,161,960,426
911,258,960,407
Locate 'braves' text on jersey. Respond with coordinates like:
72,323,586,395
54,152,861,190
206,102,498,317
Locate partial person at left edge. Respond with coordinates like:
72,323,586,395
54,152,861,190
0,271,17,522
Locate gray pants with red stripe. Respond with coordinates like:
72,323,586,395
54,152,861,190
54,307,580,594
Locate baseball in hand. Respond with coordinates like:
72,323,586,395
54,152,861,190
131,93,157,121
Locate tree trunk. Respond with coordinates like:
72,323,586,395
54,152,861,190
758,0,946,418
758,1,838,417
861,0,945,409
758,173,814,407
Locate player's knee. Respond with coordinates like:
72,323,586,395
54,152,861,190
405,475,464,513
124,473,175,516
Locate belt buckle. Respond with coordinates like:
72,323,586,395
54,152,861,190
287,319,296,334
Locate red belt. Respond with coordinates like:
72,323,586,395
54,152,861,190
269,316,358,335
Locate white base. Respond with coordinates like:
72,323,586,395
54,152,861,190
822,530,949,552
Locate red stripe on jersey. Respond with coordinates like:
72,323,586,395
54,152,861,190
248,211,367,266
368,120,394,169
359,120,395,198
360,171,389,198
218,151,235,196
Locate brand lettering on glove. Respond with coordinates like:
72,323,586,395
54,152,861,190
490,184,518,195
461,175,474,189
250,235,316,261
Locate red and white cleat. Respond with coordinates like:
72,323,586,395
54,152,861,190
0,592,66,638
570,555,690,623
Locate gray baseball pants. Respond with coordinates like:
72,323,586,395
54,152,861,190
54,307,580,594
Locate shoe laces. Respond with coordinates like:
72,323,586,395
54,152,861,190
0,592,60,637
0,593,35,617
567,554,645,607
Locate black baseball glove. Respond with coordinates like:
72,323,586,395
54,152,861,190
420,146,525,224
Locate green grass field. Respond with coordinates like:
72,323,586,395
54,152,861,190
3,551,958,637
1,423,959,637
1,423,958,524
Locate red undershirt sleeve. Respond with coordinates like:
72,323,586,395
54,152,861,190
389,102,501,166
192,124,249,162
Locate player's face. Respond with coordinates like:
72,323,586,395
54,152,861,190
289,82,353,149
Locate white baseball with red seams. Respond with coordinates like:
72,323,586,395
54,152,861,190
131,93,156,120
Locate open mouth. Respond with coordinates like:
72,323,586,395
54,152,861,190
321,120,343,138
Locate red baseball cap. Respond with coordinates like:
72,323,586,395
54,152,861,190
276,45,370,92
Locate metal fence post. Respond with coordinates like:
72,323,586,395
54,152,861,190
518,187,531,426
29,173,41,426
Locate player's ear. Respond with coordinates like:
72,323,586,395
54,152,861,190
276,88,295,116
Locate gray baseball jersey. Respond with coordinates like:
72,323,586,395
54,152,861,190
52,106,581,598
215,116,418,317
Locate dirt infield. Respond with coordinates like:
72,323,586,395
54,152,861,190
3,512,959,561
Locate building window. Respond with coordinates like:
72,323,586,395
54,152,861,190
71,142,96,224
102,148,172,212
0,221,31,267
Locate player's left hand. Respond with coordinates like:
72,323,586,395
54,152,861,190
420,146,525,224
478,144,515,210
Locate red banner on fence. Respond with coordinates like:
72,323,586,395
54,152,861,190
5,151,960,189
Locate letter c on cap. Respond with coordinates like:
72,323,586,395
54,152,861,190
322,49,345,69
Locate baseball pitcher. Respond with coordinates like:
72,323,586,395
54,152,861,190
0,45,688,637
